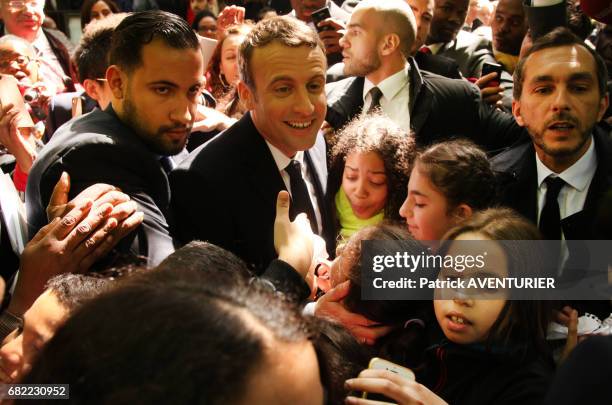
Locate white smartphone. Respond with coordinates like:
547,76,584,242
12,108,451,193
361,357,415,400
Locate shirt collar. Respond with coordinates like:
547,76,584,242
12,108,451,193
265,140,305,172
362,65,409,103
536,135,597,191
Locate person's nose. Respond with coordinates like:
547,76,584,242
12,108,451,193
551,86,571,113
399,196,413,219
171,97,195,126
292,88,315,116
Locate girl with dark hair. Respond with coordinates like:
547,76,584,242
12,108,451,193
80,0,121,30
399,139,497,248
329,112,416,241
346,208,555,405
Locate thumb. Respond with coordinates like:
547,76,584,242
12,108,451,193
323,280,350,302
49,172,70,210
276,190,291,219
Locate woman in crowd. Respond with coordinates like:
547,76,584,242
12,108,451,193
206,23,253,118
80,0,121,30
192,9,218,39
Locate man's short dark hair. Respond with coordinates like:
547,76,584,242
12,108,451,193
238,16,325,90
74,13,126,82
513,27,609,99
109,10,199,73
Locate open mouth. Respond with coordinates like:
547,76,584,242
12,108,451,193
449,314,470,325
548,121,575,131
285,120,315,129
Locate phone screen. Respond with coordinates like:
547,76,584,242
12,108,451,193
311,7,332,32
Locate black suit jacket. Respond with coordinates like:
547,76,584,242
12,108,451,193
170,112,335,274
45,91,98,142
491,126,612,240
414,51,462,79
26,107,175,267
325,58,527,152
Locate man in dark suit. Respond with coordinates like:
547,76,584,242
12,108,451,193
408,0,462,79
425,0,497,78
326,0,525,151
171,16,334,273
491,28,611,317
492,27,610,240
27,11,205,267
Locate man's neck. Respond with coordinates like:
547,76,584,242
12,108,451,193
5,27,40,43
366,56,407,86
535,136,592,174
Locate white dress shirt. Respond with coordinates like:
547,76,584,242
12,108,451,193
265,141,323,232
535,136,598,231
362,65,411,131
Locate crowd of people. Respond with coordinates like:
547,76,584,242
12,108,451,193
0,0,611,403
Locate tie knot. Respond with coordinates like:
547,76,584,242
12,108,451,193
159,156,175,173
419,46,432,54
369,87,383,103
545,176,566,198
286,159,302,176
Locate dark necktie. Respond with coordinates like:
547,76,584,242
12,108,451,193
159,156,176,174
366,86,383,114
539,176,566,240
285,160,318,234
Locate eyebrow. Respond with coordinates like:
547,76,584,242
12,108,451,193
347,23,363,29
345,165,386,174
269,73,325,85
147,80,179,88
531,72,594,84
408,190,427,197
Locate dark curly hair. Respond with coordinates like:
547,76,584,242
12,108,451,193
330,111,416,220
415,139,497,213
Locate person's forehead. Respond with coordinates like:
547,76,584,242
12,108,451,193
250,42,325,82
0,40,33,56
495,0,524,16
524,44,597,80
136,39,202,74
25,291,68,332
350,7,381,29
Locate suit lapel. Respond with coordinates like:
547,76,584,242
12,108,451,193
408,58,433,135
237,113,287,211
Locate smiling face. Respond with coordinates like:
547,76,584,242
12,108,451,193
512,44,609,172
0,38,39,84
434,232,507,344
0,0,45,42
427,0,469,44
399,164,460,243
342,151,388,219
340,8,383,77
0,291,68,383
111,39,204,156
239,42,326,158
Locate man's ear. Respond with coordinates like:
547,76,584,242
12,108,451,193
512,99,525,127
596,93,609,122
380,33,400,56
237,80,255,111
106,65,126,99
82,79,101,102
